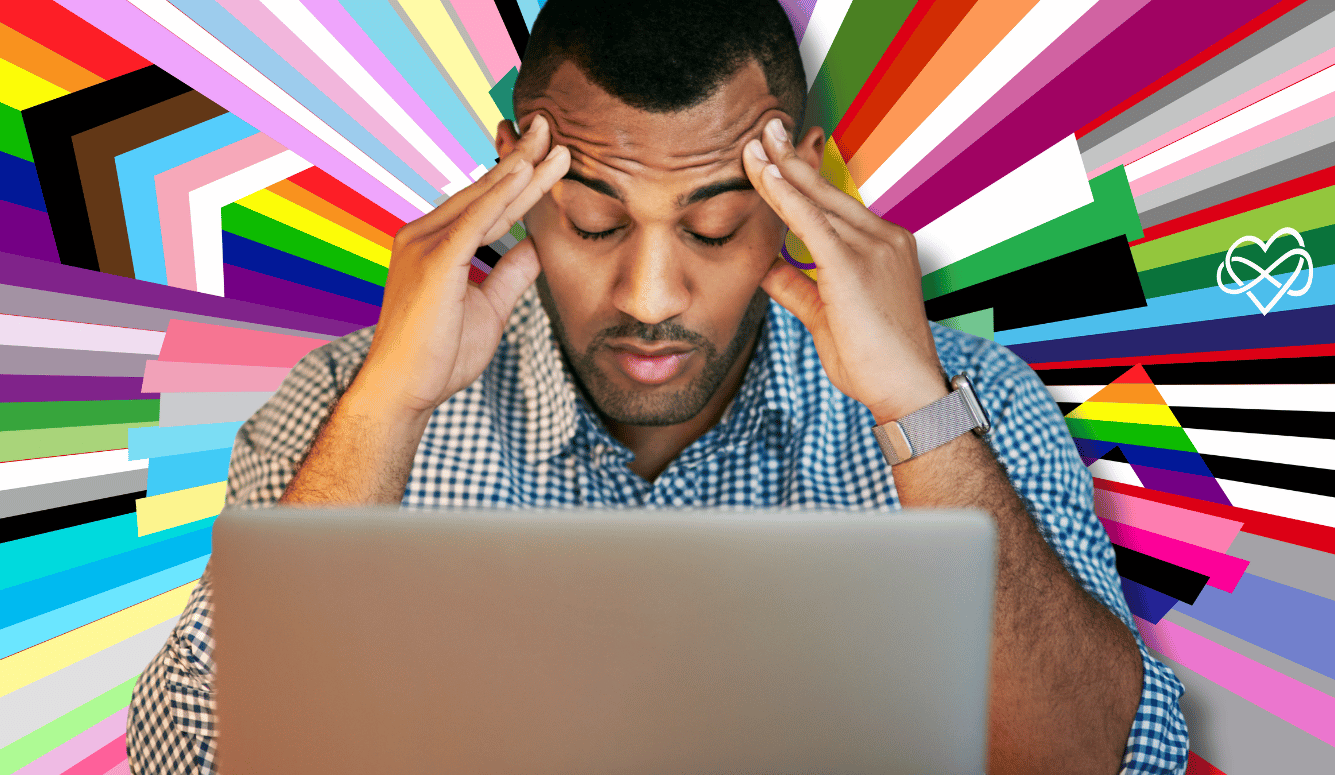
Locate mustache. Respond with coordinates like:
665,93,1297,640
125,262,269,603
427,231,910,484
589,320,712,352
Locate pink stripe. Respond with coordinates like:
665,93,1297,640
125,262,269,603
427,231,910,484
447,0,521,83
216,0,449,192
1137,615,1335,745
1101,518,1249,592
1093,487,1243,553
98,759,129,775
15,708,128,775
155,133,288,291
299,0,477,175
62,734,126,775
52,0,423,223
158,319,327,368
1130,88,1335,196
1092,49,1335,178
141,360,290,393
868,0,1152,216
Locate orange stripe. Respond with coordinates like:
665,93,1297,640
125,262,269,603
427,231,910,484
0,22,102,93
267,179,395,250
845,0,1039,186
1086,382,1166,405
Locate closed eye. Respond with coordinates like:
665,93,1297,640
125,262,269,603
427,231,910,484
571,223,736,246
572,224,620,241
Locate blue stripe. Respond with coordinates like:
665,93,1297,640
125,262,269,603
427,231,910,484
222,231,386,307
1118,443,1214,477
1121,576,1177,624
0,151,45,212
129,421,243,460
147,448,233,496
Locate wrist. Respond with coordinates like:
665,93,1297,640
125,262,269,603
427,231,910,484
865,372,950,426
341,370,438,432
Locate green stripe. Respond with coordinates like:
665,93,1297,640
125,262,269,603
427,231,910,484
1131,184,1335,273
934,307,993,340
222,203,389,286
1064,418,1197,453
803,0,918,138
0,675,137,775
923,166,1141,300
0,399,160,432
0,102,33,162
0,515,215,591
0,422,158,464
1138,221,1335,299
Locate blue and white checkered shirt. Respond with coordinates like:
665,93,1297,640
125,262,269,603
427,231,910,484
127,286,1189,774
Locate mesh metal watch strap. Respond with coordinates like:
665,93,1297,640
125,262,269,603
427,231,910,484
873,389,976,466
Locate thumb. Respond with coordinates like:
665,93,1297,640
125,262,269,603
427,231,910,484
760,255,822,329
479,236,542,319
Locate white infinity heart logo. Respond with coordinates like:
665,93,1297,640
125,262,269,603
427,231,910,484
1216,227,1315,316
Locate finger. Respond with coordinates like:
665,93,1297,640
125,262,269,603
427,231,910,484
480,143,570,245
742,146,846,269
755,120,894,236
760,255,822,330
437,160,534,270
478,237,542,320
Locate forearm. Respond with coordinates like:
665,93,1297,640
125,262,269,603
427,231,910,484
279,374,435,505
894,432,1142,775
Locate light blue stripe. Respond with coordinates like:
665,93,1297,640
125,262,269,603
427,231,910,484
128,421,243,460
342,0,496,167
148,447,233,496
171,0,439,202
0,515,213,592
0,556,208,660
517,0,540,28
995,265,1333,346
116,114,257,285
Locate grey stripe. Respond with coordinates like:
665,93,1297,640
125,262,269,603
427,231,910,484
1155,651,1335,774
0,618,176,748
158,391,274,428
1134,114,1335,222
1165,609,1335,698
1224,531,1335,603
1079,2,1335,171
0,469,148,520
1,345,153,378
0,282,336,341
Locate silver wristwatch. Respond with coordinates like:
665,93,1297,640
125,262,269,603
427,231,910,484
872,373,991,466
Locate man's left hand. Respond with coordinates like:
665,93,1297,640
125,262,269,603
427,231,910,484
743,118,946,425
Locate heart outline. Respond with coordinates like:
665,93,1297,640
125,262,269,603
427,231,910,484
1216,227,1315,316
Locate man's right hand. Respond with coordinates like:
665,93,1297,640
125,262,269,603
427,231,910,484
356,115,570,417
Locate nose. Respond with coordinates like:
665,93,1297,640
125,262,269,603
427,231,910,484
610,229,691,326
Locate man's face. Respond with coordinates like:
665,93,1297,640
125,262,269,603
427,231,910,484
505,60,815,427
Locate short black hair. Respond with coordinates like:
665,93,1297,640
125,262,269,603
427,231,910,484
513,0,806,133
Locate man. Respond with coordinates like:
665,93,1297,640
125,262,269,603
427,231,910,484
127,1,1189,772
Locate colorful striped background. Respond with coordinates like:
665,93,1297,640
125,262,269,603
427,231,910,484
1,0,1332,773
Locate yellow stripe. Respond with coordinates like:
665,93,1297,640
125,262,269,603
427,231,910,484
0,581,195,698
235,189,393,267
0,57,68,110
787,138,862,281
397,0,505,139
136,481,227,537
1064,401,1180,427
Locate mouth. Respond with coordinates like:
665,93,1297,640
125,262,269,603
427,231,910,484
608,343,695,385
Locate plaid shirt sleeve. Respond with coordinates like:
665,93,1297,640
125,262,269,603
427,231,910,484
126,329,375,775
943,327,1190,775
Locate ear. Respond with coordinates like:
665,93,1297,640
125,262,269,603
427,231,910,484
795,126,826,174
495,118,521,158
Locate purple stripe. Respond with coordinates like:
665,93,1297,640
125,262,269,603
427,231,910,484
0,250,361,337
878,0,1277,230
779,0,820,42
222,264,380,327
0,200,60,262
1005,304,1335,364
1128,464,1232,507
0,375,158,403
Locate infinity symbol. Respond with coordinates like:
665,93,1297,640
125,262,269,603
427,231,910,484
1216,227,1314,316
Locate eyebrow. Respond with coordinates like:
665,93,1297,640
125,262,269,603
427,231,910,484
561,170,755,209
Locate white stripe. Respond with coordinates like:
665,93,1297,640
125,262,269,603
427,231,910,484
189,151,313,296
126,0,434,213
1087,459,1143,488
799,0,855,90
915,135,1092,274
257,0,471,195
1184,428,1335,471
1215,478,1335,529
1125,64,1335,182
0,314,164,355
1045,384,1102,403
1157,384,1335,412
0,450,149,492
858,0,1099,204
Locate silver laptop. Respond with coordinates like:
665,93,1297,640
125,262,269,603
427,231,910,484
211,506,995,774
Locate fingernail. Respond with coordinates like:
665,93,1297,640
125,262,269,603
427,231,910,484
747,138,768,163
767,118,788,145
765,164,783,179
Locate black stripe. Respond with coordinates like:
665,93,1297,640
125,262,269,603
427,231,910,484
493,0,530,58
1103,446,1128,464
0,490,146,544
1200,455,1335,498
476,244,502,268
1175,407,1335,440
1035,366,1133,386
1113,544,1209,605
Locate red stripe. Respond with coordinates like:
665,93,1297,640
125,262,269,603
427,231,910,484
1027,343,1335,370
1186,751,1228,775
1093,479,1335,556
1132,164,1335,245
0,1,150,80
287,167,408,238
1075,0,1304,140
831,0,936,147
